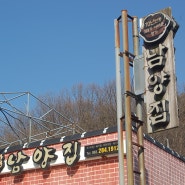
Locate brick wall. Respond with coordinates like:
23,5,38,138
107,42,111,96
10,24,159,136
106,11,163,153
0,128,185,185
144,136,185,184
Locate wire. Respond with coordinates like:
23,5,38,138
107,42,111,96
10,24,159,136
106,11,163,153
0,107,21,141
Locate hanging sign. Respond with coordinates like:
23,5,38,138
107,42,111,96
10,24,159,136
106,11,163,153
140,12,171,43
140,7,179,133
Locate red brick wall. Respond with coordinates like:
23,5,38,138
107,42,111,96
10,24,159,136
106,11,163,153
144,138,185,184
0,131,185,185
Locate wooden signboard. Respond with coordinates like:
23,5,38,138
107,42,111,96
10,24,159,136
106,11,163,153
140,7,179,133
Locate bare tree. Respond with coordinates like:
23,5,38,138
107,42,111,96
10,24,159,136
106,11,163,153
1,81,185,157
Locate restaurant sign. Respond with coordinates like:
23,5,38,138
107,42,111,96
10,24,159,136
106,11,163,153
0,141,81,175
0,139,121,175
85,140,118,157
140,7,179,133
140,12,171,43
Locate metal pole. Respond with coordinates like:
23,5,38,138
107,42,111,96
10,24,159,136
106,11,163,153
114,18,125,185
132,16,146,185
27,92,32,143
122,10,134,185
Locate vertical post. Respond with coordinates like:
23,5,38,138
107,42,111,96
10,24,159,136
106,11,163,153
122,10,134,185
132,16,146,185
27,92,32,143
114,18,125,185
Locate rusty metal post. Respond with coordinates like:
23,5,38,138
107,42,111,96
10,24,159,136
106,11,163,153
122,10,134,185
132,16,146,185
114,18,125,185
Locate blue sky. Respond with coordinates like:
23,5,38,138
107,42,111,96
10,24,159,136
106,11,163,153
0,0,184,96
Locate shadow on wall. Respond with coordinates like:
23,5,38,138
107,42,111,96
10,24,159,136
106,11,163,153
13,173,25,184
67,165,80,177
42,169,51,179
133,151,149,185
